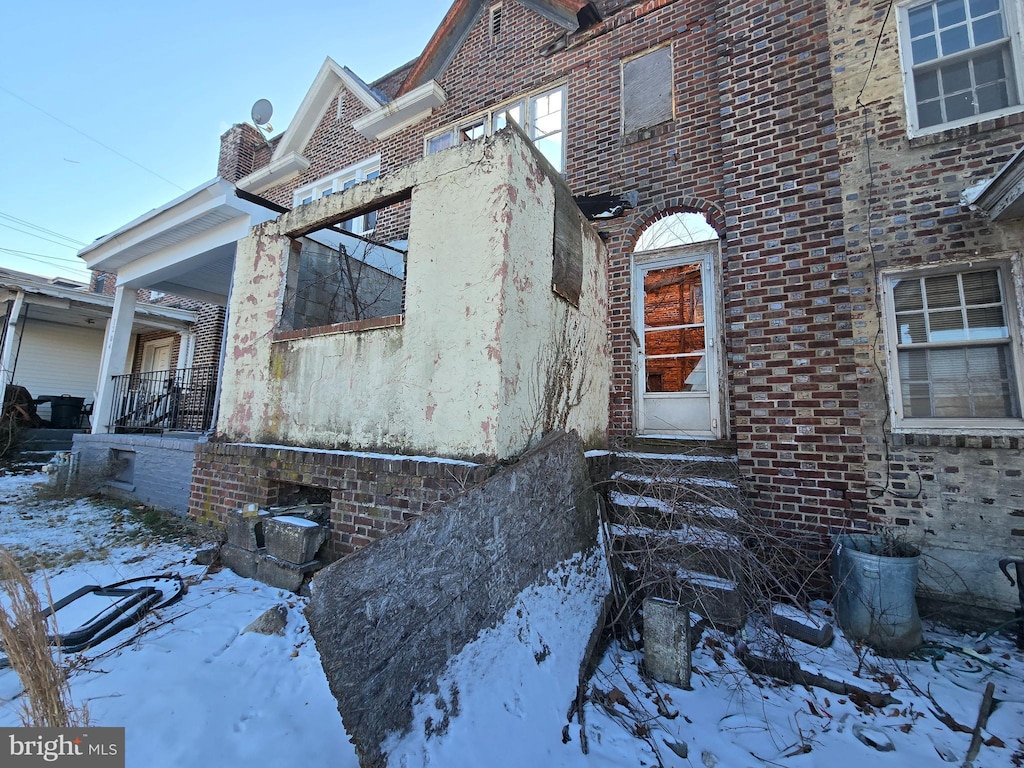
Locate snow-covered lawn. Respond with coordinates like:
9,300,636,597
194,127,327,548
0,463,1022,767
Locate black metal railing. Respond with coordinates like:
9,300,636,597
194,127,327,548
108,365,217,433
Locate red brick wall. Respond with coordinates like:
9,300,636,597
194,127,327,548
218,123,263,183
190,442,491,559
191,304,225,372
213,0,865,544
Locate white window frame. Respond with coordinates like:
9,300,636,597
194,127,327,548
292,156,381,235
490,3,503,41
423,84,567,172
881,255,1024,432
896,0,1024,137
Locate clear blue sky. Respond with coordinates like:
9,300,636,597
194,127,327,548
0,1,453,282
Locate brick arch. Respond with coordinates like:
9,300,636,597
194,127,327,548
625,199,727,253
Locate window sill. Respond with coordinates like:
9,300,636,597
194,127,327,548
273,315,404,342
888,429,1024,450
621,121,675,146
907,107,1024,147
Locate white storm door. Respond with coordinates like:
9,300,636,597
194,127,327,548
634,249,721,438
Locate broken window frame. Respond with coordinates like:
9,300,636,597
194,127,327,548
881,257,1024,429
423,84,567,172
292,156,382,235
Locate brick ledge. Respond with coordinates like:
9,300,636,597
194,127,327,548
273,314,404,341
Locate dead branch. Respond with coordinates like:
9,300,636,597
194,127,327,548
740,653,901,709
962,682,996,768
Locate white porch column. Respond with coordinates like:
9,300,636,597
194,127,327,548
92,286,138,434
0,292,25,389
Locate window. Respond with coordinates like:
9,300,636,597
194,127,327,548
424,85,567,172
621,46,674,134
883,261,1024,426
490,4,502,40
293,157,381,235
898,0,1024,134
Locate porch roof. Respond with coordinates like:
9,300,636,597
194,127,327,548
77,178,279,304
0,266,196,333
965,144,1024,221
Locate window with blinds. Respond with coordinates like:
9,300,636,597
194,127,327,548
887,264,1023,423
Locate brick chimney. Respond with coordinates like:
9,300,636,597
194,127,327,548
217,123,263,182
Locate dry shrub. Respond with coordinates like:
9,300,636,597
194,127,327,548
0,417,19,462
599,449,823,643
0,548,87,726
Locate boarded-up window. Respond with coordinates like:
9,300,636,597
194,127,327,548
552,180,582,306
622,46,673,135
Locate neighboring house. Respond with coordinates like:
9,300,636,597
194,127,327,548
826,0,1024,614
0,267,196,427
75,0,1024,612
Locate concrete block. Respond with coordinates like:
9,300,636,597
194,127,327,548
221,544,259,580
268,503,331,527
677,570,745,630
226,508,271,551
643,597,692,689
256,554,323,593
264,515,328,564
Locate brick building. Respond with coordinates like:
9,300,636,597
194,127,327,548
208,0,862,547
826,0,1024,613
78,0,1024,611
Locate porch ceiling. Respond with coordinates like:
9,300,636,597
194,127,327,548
25,299,195,335
78,178,279,304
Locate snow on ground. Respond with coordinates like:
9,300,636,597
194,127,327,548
1,462,1023,767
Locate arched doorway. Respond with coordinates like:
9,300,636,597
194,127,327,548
632,212,724,438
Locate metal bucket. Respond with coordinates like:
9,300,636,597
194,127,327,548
832,533,922,656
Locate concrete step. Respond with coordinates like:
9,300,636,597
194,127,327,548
609,470,745,509
610,522,743,582
612,450,739,481
608,490,740,528
619,559,747,629
675,569,745,629
620,437,737,457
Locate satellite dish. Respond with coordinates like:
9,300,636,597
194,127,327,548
251,99,274,126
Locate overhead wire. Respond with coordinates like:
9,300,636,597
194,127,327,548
0,210,85,247
0,83,188,193
852,0,922,501
0,221,82,250
0,246,86,265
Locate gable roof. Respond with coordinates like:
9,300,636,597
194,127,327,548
398,0,594,97
236,58,387,192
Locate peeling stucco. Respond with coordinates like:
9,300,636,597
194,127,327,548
216,128,609,460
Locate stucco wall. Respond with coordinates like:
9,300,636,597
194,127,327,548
217,128,608,461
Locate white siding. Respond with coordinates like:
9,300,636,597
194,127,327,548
11,319,105,419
